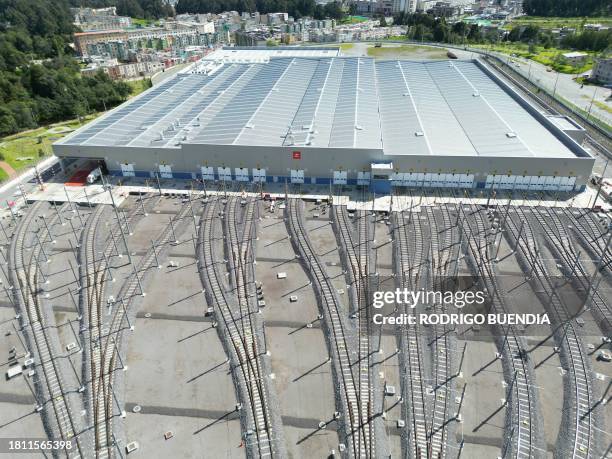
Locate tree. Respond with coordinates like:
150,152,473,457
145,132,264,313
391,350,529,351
116,0,145,18
0,106,17,137
528,42,536,54
523,0,610,17
433,21,449,43
323,2,343,20
508,26,522,42
379,16,387,27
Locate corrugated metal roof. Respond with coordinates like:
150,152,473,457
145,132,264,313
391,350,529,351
57,57,580,160
199,46,340,64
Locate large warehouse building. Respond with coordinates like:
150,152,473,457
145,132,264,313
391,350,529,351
53,49,595,193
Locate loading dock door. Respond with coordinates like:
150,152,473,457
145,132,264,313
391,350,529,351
201,166,214,180
459,174,474,188
500,175,516,190
121,163,135,177
529,176,546,191
218,167,232,181
544,176,556,191
406,173,418,187
235,167,249,182
159,164,172,179
391,173,407,187
333,170,347,185
290,169,304,184
357,172,370,186
252,168,266,183
515,176,529,190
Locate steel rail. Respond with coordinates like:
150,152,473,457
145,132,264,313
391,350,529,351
531,206,612,337
198,196,274,458
333,206,374,458
9,202,84,455
393,209,429,458
462,204,538,459
285,198,362,457
506,206,594,459
225,195,275,457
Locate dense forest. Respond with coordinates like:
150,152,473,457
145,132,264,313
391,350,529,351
0,0,132,136
175,0,344,20
522,0,610,17
393,12,612,53
69,0,174,19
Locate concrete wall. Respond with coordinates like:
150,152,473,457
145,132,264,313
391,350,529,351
53,142,594,188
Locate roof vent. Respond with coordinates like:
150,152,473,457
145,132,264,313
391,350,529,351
415,131,424,137
506,132,517,138
403,92,409,97
355,125,363,130
245,123,255,129
473,91,480,97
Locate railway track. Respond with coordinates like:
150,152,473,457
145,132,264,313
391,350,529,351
100,201,192,457
530,206,612,337
78,194,158,457
423,205,459,458
460,203,541,459
564,209,612,276
505,206,595,459
9,202,83,454
393,209,429,458
225,195,277,457
285,198,365,457
482,55,611,156
333,206,375,458
198,196,275,458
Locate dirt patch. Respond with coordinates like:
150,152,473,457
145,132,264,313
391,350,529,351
0,161,16,178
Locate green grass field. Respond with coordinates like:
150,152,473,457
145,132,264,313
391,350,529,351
0,77,151,182
367,44,448,59
125,78,152,98
339,16,369,25
477,43,595,74
594,100,612,115
505,16,612,30
129,17,159,28
0,114,99,181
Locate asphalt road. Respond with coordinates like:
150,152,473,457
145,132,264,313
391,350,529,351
500,53,611,126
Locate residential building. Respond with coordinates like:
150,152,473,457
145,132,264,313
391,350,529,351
562,52,588,66
591,58,612,85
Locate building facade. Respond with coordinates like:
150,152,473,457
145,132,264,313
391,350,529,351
591,58,612,85
54,54,594,193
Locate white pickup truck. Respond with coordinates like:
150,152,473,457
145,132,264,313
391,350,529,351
86,167,102,184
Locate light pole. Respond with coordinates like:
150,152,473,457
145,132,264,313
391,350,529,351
552,71,561,100
586,86,598,122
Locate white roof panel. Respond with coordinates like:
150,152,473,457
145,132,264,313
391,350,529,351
56,57,582,161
